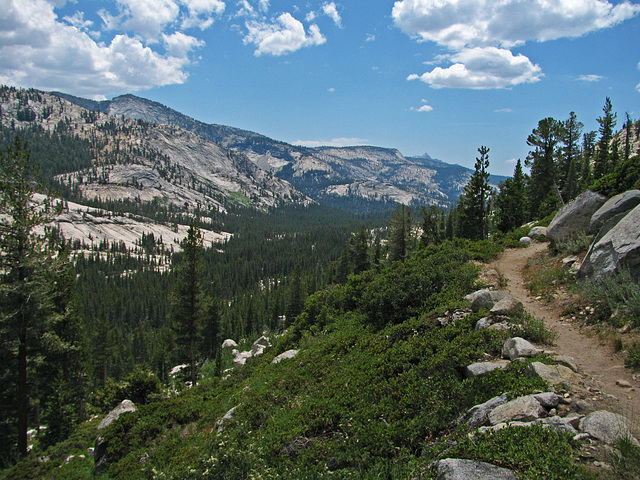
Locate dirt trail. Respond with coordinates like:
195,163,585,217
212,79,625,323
488,242,640,434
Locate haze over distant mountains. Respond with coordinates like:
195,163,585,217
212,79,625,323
53,91,507,211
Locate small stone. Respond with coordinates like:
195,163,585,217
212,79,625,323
616,379,633,388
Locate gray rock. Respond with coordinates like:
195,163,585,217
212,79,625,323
537,415,578,435
519,236,532,245
95,400,137,476
465,289,509,312
490,296,524,316
577,204,640,282
590,190,640,234
465,360,510,378
474,317,491,330
547,190,607,242
459,394,508,429
524,362,580,388
216,406,239,433
272,349,299,364
502,337,542,360
551,354,579,373
529,226,547,238
533,392,560,409
579,411,640,446
488,395,546,425
221,338,238,349
434,458,518,480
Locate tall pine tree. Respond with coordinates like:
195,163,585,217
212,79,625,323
458,146,492,240
526,117,562,218
594,97,617,180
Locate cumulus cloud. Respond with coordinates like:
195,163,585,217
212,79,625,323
578,74,604,82
244,12,326,56
392,0,640,49
408,47,542,89
393,0,639,89
294,137,369,148
322,2,342,28
0,0,205,98
410,99,433,112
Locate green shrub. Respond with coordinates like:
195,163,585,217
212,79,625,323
625,343,640,369
551,233,594,255
579,268,640,328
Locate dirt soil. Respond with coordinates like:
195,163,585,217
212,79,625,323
487,241,640,437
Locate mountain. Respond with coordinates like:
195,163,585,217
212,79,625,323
53,92,508,209
1,86,309,215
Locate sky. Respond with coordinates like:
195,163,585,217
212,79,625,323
1,0,640,176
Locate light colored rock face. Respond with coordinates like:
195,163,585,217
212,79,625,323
529,226,547,238
577,204,640,282
435,458,518,480
490,296,524,316
579,411,640,446
221,339,238,349
465,289,509,312
97,400,136,430
272,349,299,364
589,190,640,234
546,190,607,242
465,360,510,378
519,236,532,245
459,394,508,429
488,395,546,425
502,337,542,360
524,362,580,387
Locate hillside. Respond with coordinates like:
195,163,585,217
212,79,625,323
54,91,507,210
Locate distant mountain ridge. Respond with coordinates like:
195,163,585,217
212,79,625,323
54,92,507,209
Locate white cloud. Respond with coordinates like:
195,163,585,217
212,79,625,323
410,99,433,112
392,0,640,50
408,47,543,89
578,74,604,82
244,12,326,56
0,0,204,98
328,87,335,92
495,108,513,113
365,33,375,42
393,0,639,90
115,0,181,40
62,11,94,30
322,2,342,28
505,158,518,164
294,137,369,148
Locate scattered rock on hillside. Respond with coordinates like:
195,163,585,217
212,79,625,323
519,236,532,245
272,350,299,364
458,394,508,429
488,395,546,425
216,406,239,433
434,458,518,480
524,362,580,388
490,296,524,316
577,204,640,282
465,289,508,312
502,337,542,360
589,189,640,235
579,410,640,446
221,339,238,349
546,190,607,242
528,226,547,238
465,360,510,378
95,400,137,476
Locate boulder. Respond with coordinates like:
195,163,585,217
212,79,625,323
488,395,546,425
579,411,640,446
465,360,510,378
458,394,508,429
272,349,299,364
434,458,518,480
221,339,238,349
502,337,542,360
524,361,580,388
490,296,524,316
533,392,559,409
577,204,640,282
589,190,640,234
464,289,509,312
519,236,532,246
546,190,607,242
216,406,238,433
529,226,547,238
95,400,137,476
474,317,491,330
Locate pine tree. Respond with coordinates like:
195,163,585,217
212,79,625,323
0,137,72,461
285,264,305,325
387,204,413,263
560,112,583,202
420,205,441,246
580,131,596,190
458,146,492,240
495,159,528,233
169,221,205,386
594,97,617,180
526,117,562,218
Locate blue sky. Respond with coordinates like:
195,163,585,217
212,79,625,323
1,0,639,175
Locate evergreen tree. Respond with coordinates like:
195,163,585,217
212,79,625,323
594,97,616,180
387,204,413,263
495,159,528,233
580,131,596,190
0,137,75,462
285,264,305,325
560,112,583,201
419,205,441,246
169,221,205,386
526,117,562,218
458,146,492,240
350,226,370,275
623,113,633,163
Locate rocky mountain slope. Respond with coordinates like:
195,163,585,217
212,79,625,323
1,87,308,215
54,92,507,209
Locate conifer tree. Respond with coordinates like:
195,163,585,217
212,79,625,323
495,159,528,233
420,205,441,246
594,97,616,180
526,118,562,218
285,264,305,325
387,204,413,263
169,220,205,386
560,112,583,201
458,146,492,240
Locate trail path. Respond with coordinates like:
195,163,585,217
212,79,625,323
488,242,640,434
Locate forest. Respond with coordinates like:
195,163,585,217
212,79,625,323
1,94,640,477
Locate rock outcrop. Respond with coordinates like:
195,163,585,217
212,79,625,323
434,458,518,480
95,400,137,475
589,189,640,235
546,190,607,242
